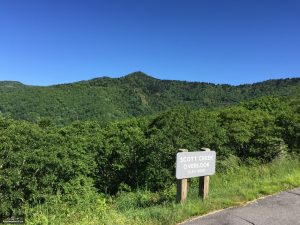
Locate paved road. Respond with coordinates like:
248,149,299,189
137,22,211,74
182,187,300,225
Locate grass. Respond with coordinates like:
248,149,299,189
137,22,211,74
25,155,300,225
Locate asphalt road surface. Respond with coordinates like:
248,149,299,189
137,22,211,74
181,187,300,225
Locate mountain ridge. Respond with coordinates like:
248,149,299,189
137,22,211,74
2,71,299,87
0,71,299,125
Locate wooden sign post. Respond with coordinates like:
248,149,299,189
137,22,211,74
176,148,216,203
199,148,210,199
176,177,188,204
176,149,188,204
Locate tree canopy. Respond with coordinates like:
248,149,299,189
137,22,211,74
1,96,299,219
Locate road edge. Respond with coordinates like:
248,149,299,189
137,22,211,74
177,187,299,225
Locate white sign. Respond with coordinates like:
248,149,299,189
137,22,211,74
176,151,216,179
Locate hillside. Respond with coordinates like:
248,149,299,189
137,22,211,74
0,71,299,124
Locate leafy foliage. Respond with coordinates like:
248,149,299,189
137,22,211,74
1,96,299,220
1,72,300,220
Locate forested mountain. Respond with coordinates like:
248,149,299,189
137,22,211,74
0,71,299,124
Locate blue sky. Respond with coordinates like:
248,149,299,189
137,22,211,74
0,0,299,85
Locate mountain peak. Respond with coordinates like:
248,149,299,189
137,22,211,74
121,71,157,80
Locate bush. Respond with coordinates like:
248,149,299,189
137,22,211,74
1,96,300,219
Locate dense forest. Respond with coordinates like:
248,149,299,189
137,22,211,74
1,95,299,221
0,71,300,124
